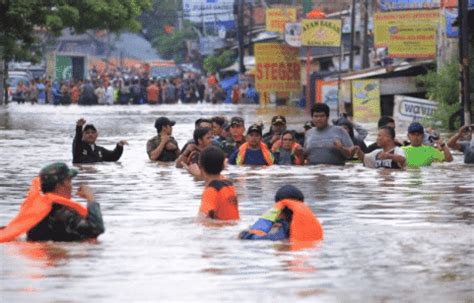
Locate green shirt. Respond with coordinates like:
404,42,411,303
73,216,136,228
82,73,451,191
402,145,444,168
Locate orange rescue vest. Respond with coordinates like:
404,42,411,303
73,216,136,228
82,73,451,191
236,142,274,166
0,177,88,243
274,199,323,242
271,140,304,165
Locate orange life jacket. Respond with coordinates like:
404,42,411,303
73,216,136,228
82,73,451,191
274,199,323,242
271,140,304,165
0,177,88,243
236,142,274,166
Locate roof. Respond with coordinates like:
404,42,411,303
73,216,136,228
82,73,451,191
339,60,434,80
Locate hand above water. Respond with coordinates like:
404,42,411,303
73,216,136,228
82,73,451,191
77,118,86,127
117,140,128,147
77,185,95,203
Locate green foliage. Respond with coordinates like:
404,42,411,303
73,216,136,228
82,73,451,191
203,50,237,73
0,0,152,62
417,58,460,129
141,0,197,63
151,24,197,63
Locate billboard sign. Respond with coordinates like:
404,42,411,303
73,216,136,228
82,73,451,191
301,19,342,47
183,0,235,29
285,23,302,47
266,7,297,33
255,43,301,92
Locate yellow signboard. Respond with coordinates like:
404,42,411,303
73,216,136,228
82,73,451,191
387,22,436,58
374,9,439,47
255,43,301,92
265,8,297,33
352,80,380,122
301,19,342,47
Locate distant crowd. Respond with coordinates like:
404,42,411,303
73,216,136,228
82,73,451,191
10,68,259,105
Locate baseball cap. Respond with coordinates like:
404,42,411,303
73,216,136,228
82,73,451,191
83,124,97,132
275,185,304,202
408,122,424,134
271,115,286,125
230,116,244,126
247,124,263,136
223,121,230,131
40,162,78,187
155,117,176,129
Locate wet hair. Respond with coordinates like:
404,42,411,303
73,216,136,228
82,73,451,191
275,185,305,202
311,103,330,117
334,118,355,139
193,127,210,144
199,146,225,175
211,116,226,127
281,130,295,139
195,118,213,129
378,116,395,128
380,126,396,140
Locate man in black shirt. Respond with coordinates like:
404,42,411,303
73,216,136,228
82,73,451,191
73,118,128,164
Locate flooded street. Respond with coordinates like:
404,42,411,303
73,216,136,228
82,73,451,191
0,104,473,302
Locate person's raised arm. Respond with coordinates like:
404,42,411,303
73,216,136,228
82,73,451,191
447,125,471,151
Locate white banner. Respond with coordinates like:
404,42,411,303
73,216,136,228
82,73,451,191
183,0,234,23
284,23,302,47
394,95,438,129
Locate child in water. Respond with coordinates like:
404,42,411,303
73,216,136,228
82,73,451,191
238,185,323,241
198,146,239,220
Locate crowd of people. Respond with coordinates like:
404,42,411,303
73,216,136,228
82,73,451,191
10,68,259,105
0,102,472,246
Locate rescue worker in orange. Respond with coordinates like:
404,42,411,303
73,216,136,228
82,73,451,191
198,146,239,220
271,130,305,165
238,185,323,242
146,80,160,104
0,162,105,242
228,124,274,166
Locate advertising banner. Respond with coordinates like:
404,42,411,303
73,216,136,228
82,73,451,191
55,55,72,80
393,95,438,123
352,80,380,122
386,22,436,58
445,8,459,38
285,23,302,47
266,8,297,33
255,43,301,92
374,10,439,47
378,0,440,11
301,19,342,47
183,0,235,29
316,80,339,112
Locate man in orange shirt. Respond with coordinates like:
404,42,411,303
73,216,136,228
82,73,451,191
146,80,159,104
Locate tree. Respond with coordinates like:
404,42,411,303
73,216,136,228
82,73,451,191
0,0,151,63
203,50,237,74
417,57,474,129
139,0,197,63
0,0,151,103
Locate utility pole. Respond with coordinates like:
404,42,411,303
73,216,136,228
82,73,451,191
459,0,471,125
362,0,370,69
349,0,356,70
237,0,245,73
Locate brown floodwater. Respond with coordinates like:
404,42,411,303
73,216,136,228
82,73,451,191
0,103,473,302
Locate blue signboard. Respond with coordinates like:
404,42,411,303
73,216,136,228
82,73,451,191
445,9,459,38
378,0,440,11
